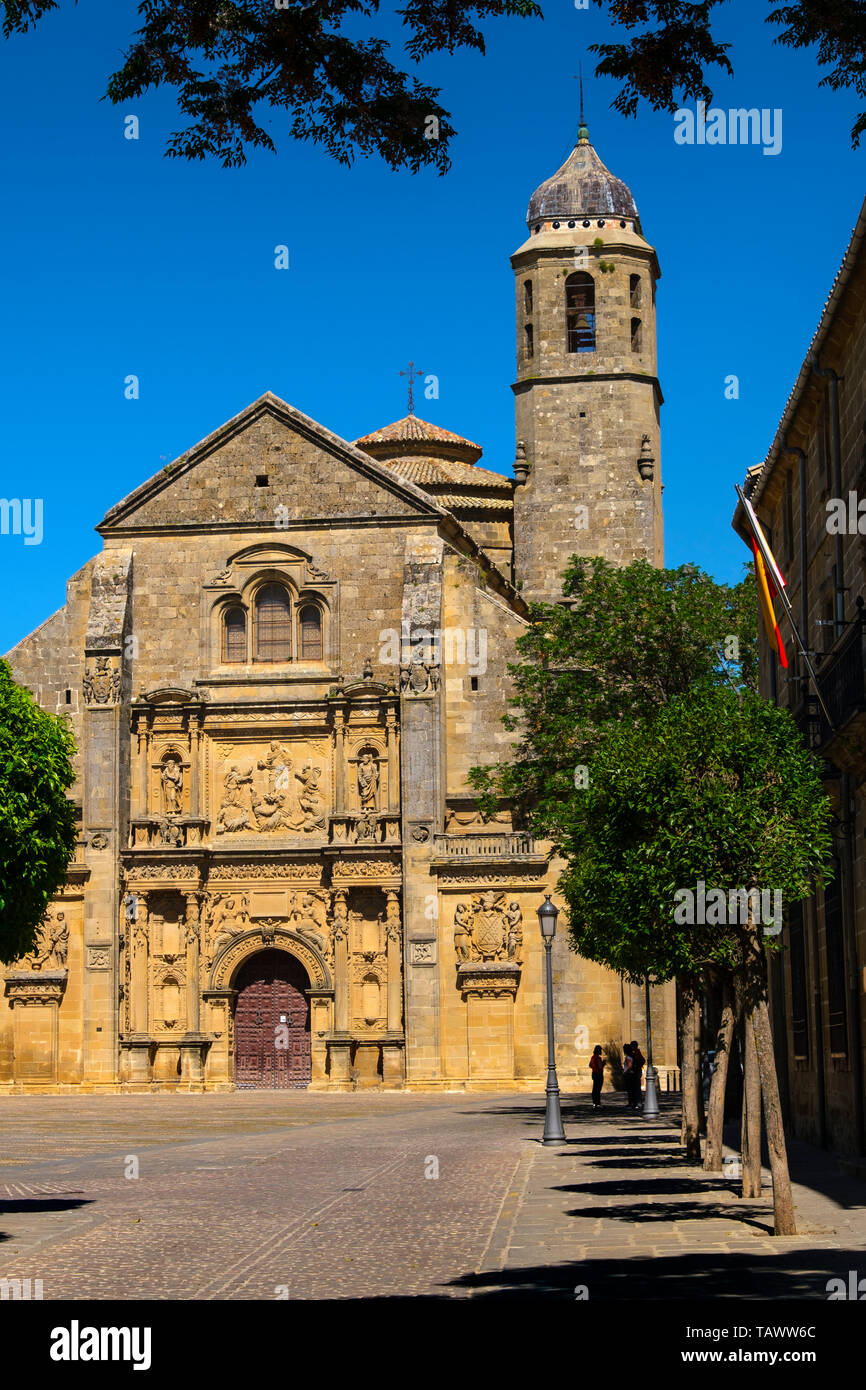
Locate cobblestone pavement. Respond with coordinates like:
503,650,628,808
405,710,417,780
1,1090,864,1301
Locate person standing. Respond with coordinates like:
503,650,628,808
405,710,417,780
589,1045,604,1108
630,1040,645,1111
622,1043,634,1109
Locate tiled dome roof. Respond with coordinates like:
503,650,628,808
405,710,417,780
354,414,482,463
354,415,511,516
527,133,639,228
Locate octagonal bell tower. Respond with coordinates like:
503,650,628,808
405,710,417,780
511,119,664,602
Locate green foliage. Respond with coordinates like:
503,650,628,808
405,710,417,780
3,1,863,167
560,686,833,983
470,556,757,842
0,0,540,171
589,0,865,148
0,659,77,964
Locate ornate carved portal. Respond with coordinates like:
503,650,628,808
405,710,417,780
233,949,311,1089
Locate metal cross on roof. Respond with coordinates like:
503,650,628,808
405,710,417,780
399,361,424,416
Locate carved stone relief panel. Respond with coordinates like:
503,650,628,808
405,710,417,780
14,907,70,972
452,893,523,965
83,655,121,706
210,738,330,837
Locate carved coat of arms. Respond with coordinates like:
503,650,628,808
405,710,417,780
453,893,523,964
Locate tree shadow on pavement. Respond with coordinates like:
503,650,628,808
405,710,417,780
448,1247,857,1299
563,1197,773,1232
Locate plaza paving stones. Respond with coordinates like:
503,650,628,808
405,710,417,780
0,1091,864,1300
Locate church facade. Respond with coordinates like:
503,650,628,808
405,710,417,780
1,124,677,1093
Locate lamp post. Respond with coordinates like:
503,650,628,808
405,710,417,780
643,976,660,1118
538,895,566,1144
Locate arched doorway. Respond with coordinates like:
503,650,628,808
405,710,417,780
233,949,311,1089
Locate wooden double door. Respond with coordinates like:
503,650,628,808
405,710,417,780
234,949,312,1089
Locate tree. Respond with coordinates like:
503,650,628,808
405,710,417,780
556,686,833,1233
470,555,757,837
0,659,77,964
588,0,866,148
470,556,756,1159
2,0,863,172
0,0,541,171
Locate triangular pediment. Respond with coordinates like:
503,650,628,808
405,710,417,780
98,393,447,533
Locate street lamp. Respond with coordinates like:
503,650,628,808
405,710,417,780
538,895,566,1145
643,976,660,1118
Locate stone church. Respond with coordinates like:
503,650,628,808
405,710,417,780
1,121,677,1092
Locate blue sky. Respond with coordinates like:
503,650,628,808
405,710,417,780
0,0,862,652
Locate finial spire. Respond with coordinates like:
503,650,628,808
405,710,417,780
574,65,590,145
399,360,423,416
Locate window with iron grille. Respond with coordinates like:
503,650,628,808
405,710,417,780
788,898,808,1059
565,272,595,353
223,607,247,663
255,584,292,662
823,858,848,1056
299,604,323,661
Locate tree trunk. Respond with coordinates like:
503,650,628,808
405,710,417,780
751,994,797,1235
680,982,701,1161
703,973,735,1172
742,917,797,1235
741,997,762,1199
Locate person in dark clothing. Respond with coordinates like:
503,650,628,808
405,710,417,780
589,1045,604,1107
629,1040,645,1110
622,1043,635,1109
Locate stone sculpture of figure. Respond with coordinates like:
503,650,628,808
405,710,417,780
216,764,254,834
453,902,472,962
357,751,379,811
161,757,183,815
48,912,69,968
209,895,249,956
290,892,327,954
252,743,296,831
506,901,523,964
355,809,378,843
328,893,349,966
295,763,326,832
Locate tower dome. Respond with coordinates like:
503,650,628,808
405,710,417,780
526,124,640,230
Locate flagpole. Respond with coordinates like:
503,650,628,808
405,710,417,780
735,484,836,732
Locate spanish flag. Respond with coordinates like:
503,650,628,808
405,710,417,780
751,536,788,668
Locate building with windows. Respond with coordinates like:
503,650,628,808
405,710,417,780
733,197,866,1159
1,123,676,1093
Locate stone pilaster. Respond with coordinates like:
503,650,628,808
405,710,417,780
81,550,133,1085
400,534,444,1084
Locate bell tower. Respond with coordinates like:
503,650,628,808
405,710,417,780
511,118,664,602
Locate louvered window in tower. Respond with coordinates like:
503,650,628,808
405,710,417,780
256,584,292,662
565,272,595,353
299,604,323,661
